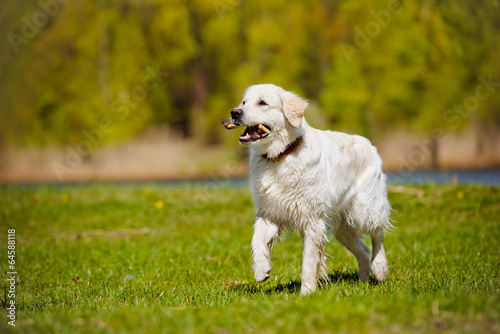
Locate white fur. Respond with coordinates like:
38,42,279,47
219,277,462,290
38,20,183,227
234,84,391,295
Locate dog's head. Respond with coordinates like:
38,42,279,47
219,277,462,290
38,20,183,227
230,84,308,147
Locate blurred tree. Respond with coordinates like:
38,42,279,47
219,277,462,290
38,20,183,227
0,0,498,160
320,0,500,167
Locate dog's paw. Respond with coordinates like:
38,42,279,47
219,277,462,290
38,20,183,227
255,270,270,283
371,260,389,281
253,260,272,283
300,284,316,296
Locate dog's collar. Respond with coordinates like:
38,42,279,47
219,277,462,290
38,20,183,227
262,136,303,161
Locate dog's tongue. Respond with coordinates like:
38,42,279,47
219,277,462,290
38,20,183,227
239,124,271,142
240,126,260,142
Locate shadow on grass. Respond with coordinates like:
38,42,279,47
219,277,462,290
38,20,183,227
226,280,301,295
230,270,378,295
266,280,301,294
325,271,380,285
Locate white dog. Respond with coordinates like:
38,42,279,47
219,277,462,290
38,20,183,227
223,84,391,295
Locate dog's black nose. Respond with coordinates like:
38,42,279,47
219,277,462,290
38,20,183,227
230,108,243,119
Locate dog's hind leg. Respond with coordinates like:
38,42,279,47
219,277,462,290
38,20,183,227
335,224,371,283
370,229,389,281
251,216,281,283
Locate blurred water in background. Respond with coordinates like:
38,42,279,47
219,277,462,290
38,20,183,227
192,169,500,187
385,169,500,185
6,169,500,188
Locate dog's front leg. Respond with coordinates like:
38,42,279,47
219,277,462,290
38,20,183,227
300,225,326,295
251,216,280,283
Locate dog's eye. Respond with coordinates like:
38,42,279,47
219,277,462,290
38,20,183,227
242,101,246,106
259,100,268,106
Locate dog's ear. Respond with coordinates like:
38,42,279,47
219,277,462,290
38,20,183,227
281,91,308,128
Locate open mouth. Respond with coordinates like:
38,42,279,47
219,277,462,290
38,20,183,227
239,124,272,143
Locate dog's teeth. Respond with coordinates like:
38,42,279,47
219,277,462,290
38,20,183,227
258,124,270,134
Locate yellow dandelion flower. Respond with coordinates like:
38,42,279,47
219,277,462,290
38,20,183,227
62,193,70,202
154,200,164,209
456,191,464,199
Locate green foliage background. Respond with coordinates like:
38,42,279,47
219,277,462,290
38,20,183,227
1,0,499,146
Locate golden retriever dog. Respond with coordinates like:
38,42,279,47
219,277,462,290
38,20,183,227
222,84,391,295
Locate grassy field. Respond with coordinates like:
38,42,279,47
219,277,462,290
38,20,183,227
0,182,499,333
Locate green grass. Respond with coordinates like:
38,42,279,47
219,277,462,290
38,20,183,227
0,182,499,333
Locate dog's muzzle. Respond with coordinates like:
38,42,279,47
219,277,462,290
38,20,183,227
222,108,271,143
